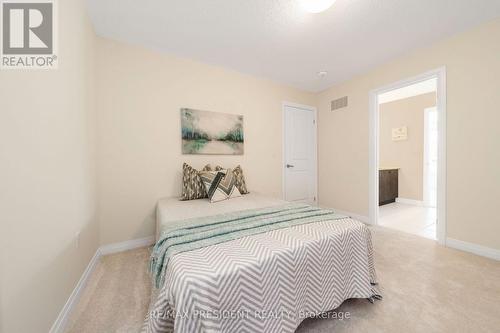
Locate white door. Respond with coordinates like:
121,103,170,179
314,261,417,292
283,105,317,204
424,107,438,207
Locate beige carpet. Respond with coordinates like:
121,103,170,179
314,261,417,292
66,226,500,333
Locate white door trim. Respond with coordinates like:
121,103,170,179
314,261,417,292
282,101,318,205
423,106,437,207
368,67,447,245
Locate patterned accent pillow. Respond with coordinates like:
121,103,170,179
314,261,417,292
199,169,242,203
215,165,249,194
180,163,212,201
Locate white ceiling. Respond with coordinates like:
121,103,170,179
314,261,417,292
86,0,500,92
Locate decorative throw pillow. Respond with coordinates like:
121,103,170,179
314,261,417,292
215,165,249,194
180,163,212,201
199,169,242,203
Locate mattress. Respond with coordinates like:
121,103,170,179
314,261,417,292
155,193,286,241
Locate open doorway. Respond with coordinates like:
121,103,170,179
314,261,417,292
369,68,446,244
377,78,437,239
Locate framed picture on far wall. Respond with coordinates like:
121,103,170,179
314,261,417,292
181,108,244,155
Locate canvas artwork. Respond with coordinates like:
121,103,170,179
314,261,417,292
181,108,244,155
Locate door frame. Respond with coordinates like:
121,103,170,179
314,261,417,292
423,106,438,207
368,67,447,245
282,101,318,205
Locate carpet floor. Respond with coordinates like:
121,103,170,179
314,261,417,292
66,226,500,333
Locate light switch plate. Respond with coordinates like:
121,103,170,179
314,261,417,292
392,126,408,141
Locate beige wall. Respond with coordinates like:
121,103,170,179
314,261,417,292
2,10,500,332
0,1,97,332
95,38,316,245
379,92,436,201
318,18,500,250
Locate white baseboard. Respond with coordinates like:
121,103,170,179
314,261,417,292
396,197,424,206
99,236,155,256
446,238,500,261
49,249,101,333
320,206,370,224
49,235,155,333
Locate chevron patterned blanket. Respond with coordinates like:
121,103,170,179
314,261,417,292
150,204,347,288
143,204,379,333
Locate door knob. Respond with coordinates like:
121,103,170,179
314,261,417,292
286,164,294,168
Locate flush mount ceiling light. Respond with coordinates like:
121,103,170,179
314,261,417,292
299,0,337,13
317,71,328,78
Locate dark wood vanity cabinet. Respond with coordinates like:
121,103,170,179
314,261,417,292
379,169,398,206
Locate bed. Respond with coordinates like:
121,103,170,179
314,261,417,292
143,193,380,333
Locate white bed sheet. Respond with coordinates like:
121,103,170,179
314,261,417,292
155,193,286,241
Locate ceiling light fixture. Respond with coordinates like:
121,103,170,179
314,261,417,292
300,0,337,13
318,71,328,78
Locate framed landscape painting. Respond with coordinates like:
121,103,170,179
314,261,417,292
181,108,244,155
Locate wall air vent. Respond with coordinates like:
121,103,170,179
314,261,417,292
331,96,348,111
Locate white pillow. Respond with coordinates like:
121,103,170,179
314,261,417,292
198,169,242,203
